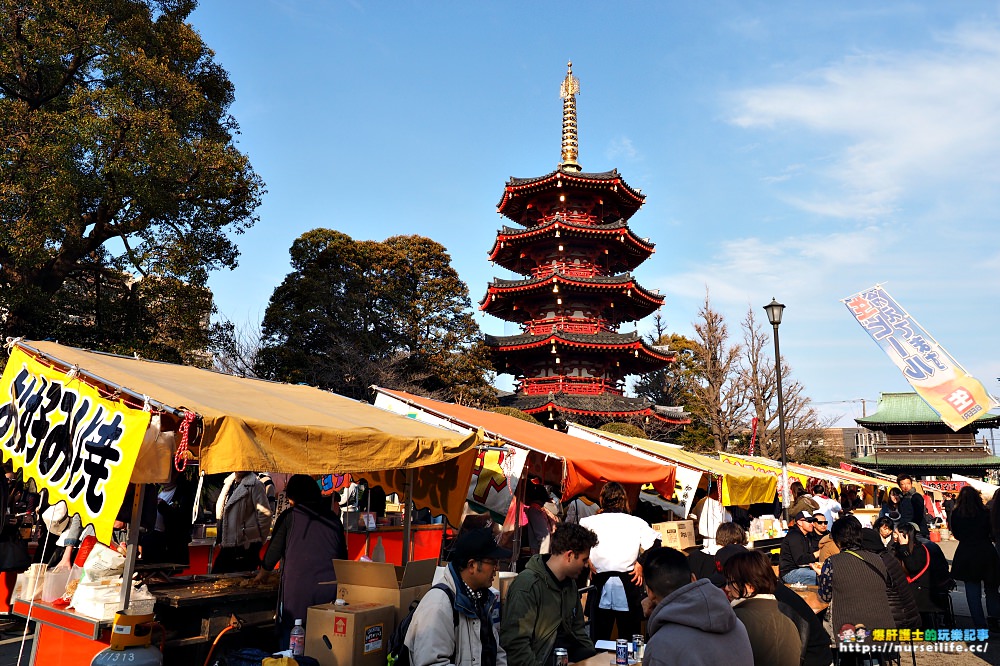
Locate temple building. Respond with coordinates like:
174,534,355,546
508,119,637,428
851,392,1000,477
481,63,687,428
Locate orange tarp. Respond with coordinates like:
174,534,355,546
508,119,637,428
378,389,676,501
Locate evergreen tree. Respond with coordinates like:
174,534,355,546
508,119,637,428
256,230,495,406
0,0,263,356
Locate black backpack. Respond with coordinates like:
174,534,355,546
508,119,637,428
387,583,458,666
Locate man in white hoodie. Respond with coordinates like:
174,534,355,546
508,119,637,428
640,547,753,666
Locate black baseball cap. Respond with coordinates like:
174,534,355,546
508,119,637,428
451,527,512,564
793,510,815,522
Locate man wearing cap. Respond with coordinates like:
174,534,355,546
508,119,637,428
778,511,822,585
500,523,599,666
405,528,509,666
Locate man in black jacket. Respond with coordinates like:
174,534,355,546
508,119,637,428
897,474,928,536
779,511,821,585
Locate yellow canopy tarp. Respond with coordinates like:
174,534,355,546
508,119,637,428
16,341,481,525
571,425,776,506
795,463,889,488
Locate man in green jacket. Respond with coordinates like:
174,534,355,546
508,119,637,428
500,523,599,665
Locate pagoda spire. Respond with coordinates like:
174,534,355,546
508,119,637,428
559,61,581,172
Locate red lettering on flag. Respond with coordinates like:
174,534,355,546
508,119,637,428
846,296,878,321
945,388,975,413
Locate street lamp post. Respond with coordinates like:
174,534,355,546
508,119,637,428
764,298,789,522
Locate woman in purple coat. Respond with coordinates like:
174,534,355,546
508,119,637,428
259,475,347,649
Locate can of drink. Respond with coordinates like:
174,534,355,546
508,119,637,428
632,634,644,660
553,647,569,666
616,638,629,665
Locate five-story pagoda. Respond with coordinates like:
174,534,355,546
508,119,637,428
482,63,684,428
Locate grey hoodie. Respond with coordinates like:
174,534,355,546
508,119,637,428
643,578,753,666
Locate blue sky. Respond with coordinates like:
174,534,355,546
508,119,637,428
191,2,1000,429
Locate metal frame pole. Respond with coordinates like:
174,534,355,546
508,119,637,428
119,484,145,612
772,324,789,522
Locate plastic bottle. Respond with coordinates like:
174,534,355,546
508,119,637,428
290,618,305,656
372,536,386,563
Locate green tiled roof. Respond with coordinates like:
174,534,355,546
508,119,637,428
856,392,1000,427
851,453,1000,468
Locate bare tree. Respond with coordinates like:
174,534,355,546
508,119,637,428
741,307,778,458
689,292,748,451
211,316,264,378
738,306,835,464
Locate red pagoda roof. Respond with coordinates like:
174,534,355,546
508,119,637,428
486,330,674,376
501,392,690,424
497,167,645,223
485,330,675,361
488,217,654,273
480,273,663,322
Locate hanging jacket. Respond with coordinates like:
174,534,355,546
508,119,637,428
216,473,272,548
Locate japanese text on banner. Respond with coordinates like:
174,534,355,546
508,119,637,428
842,285,999,431
0,347,151,543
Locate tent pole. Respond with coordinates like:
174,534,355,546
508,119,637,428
402,468,414,565
15,341,184,417
510,476,526,573
119,484,145,612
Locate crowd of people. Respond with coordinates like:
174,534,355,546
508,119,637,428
22,464,1000,665
399,472,1000,666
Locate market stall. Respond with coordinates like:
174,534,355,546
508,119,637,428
567,423,777,511
1,339,483,665
372,387,678,562
373,387,676,503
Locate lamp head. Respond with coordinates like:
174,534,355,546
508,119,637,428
763,298,786,326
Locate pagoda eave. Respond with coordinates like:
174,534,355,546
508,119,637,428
502,392,689,424
480,299,661,324
481,274,664,307
485,332,676,364
487,223,655,269
497,167,645,222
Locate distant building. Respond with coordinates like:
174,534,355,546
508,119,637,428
851,392,1000,477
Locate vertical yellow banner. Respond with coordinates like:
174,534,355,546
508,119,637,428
0,347,151,544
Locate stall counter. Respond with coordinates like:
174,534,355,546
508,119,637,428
12,597,112,666
346,524,447,564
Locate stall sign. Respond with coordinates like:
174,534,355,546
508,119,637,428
673,465,703,517
0,347,151,544
320,473,353,496
469,447,526,518
843,285,999,431
718,454,809,501
920,480,967,493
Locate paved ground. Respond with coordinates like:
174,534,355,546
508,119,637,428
0,539,997,665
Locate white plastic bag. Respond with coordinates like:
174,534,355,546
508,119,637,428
81,541,125,582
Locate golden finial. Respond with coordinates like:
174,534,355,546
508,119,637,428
559,61,581,172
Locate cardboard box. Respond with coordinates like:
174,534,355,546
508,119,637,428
495,571,517,603
334,558,437,625
306,601,394,666
653,520,697,549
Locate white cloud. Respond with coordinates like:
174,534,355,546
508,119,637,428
729,23,1000,219
761,163,804,184
606,136,638,161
